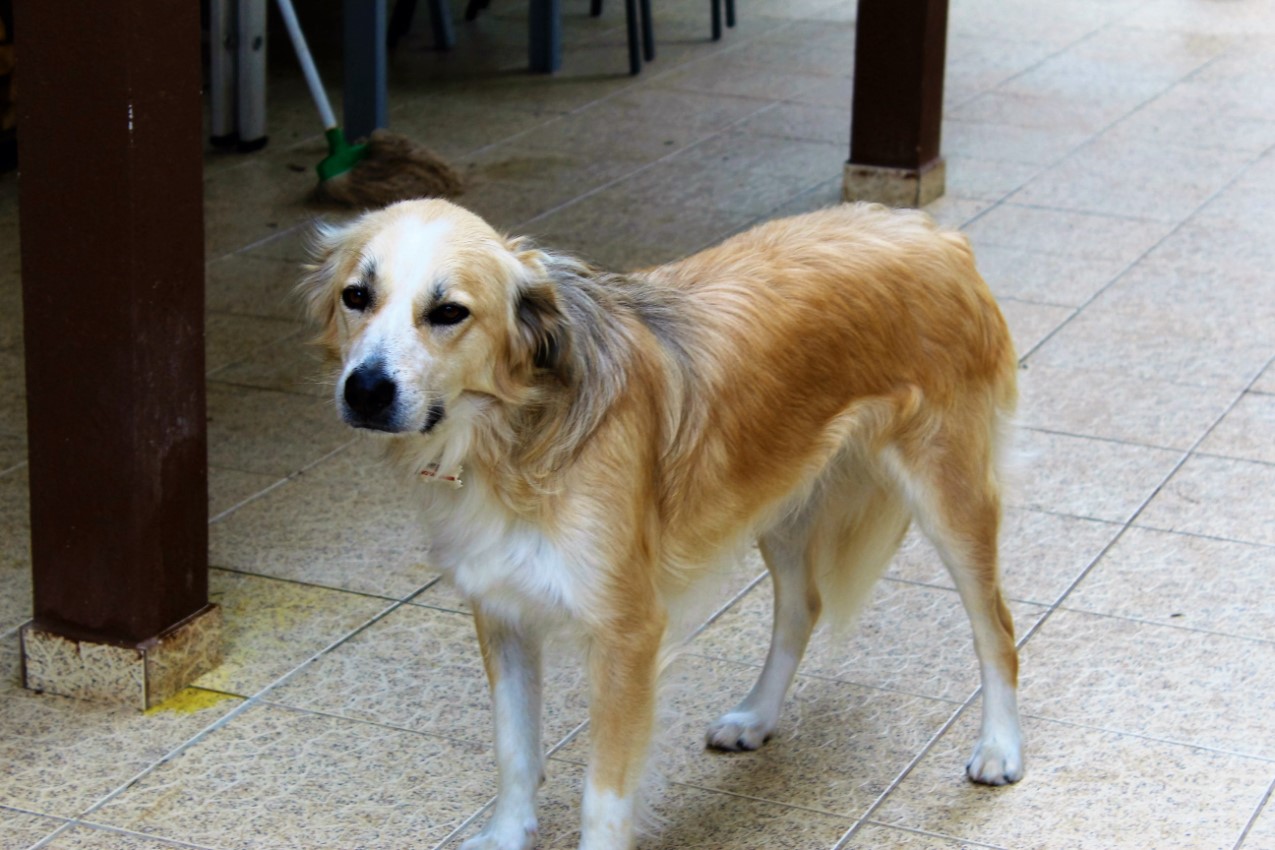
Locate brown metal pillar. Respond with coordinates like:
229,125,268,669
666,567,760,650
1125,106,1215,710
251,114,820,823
16,0,220,708
843,0,949,207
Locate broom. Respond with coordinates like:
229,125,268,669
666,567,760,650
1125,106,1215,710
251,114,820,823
274,0,463,207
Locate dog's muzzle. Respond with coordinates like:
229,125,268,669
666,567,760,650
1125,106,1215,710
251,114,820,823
343,363,400,431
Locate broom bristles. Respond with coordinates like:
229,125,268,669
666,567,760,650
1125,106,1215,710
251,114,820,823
316,128,463,208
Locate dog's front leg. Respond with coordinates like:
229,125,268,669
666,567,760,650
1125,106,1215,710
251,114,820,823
463,607,545,850
579,613,666,850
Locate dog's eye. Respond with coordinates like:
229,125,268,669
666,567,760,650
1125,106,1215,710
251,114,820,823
342,284,371,311
428,303,470,326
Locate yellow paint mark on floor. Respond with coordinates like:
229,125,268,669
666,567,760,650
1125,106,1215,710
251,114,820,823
145,687,238,716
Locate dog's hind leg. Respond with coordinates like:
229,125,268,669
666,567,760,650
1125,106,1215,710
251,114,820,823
463,607,545,850
886,431,1024,786
705,507,823,752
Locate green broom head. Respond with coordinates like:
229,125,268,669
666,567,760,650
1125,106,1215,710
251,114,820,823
316,127,368,183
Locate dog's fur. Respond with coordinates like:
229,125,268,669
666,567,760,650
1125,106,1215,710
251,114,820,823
302,199,1024,850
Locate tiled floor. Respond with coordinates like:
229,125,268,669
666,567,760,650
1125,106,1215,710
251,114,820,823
2,0,1275,847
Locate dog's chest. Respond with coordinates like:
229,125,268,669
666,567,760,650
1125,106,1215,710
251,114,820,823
417,478,590,620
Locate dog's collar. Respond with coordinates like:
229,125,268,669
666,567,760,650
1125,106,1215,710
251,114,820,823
420,463,463,488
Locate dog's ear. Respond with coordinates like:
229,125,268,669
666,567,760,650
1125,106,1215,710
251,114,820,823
297,218,359,359
507,237,570,377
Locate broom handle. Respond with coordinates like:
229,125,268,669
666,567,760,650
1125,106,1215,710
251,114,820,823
273,0,339,131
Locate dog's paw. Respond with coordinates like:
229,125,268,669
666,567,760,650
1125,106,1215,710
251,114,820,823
705,710,776,752
966,736,1024,786
459,818,538,850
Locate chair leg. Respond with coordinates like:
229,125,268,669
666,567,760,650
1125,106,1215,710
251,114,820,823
591,0,604,17
726,0,736,28
426,0,454,49
639,0,654,61
711,0,722,40
624,0,641,74
387,0,417,48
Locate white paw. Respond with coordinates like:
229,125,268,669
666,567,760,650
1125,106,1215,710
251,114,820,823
966,736,1024,786
459,817,538,850
705,709,777,751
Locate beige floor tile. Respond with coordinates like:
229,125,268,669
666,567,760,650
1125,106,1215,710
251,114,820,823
195,569,393,698
944,157,1042,202
736,102,852,145
599,131,845,218
41,826,200,850
449,760,855,850
1136,454,1275,547
209,441,436,598
1011,428,1182,523
654,60,826,103
942,120,1091,167
1017,362,1237,449
1192,184,1275,237
266,603,588,749
1106,97,1275,155
555,655,957,819
841,823,1007,849
887,508,1121,607
205,246,311,323
456,145,647,232
89,703,496,850
873,712,1274,850
1065,526,1275,642
208,333,335,400
386,98,565,161
523,186,759,272
204,313,301,376
205,382,351,478
1199,392,1275,464
0,641,240,818
207,466,281,519
1255,362,1275,395
691,578,1047,703
964,204,1174,262
1245,794,1275,850
0,351,25,438
0,435,23,476
203,156,324,262
995,298,1074,356
1019,609,1275,758
0,807,64,850
0,469,30,635
948,90,1135,135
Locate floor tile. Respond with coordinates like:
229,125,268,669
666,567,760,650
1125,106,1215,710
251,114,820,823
1011,429,1182,523
1199,392,1275,464
0,468,30,635
873,712,1274,850
203,156,324,261
0,435,23,476
1105,96,1275,154
691,578,1047,703
195,569,393,698
40,826,202,850
942,120,1092,167
555,655,957,819
205,383,351,478
0,641,240,819
208,333,335,400
887,508,1121,607
1065,526,1275,642
204,315,302,377
265,603,589,750
1255,362,1275,395
209,440,436,598
205,246,312,323
1009,139,1250,223
1019,609,1275,758
840,823,1007,849
944,157,1042,202
1245,793,1275,850
736,102,852,145
0,350,26,438
206,467,281,519
1016,362,1237,449
996,299,1073,356
449,760,854,850
964,204,1174,262
1136,454,1275,547
0,808,65,850
88,703,496,850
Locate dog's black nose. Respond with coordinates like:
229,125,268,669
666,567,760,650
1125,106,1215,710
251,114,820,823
344,364,397,426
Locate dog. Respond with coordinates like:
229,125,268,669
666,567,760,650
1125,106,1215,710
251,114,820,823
301,199,1024,850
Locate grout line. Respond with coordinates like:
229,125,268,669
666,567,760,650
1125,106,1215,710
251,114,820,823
208,563,420,604
1233,776,1275,850
1016,422,1192,454
49,820,223,850
856,820,1012,850
206,437,356,525
1010,712,1275,766
26,821,76,850
1051,602,1275,647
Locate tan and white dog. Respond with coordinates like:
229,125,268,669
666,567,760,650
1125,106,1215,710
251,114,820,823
301,199,1024,850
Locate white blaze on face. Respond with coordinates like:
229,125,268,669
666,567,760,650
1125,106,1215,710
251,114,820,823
343,217,455,426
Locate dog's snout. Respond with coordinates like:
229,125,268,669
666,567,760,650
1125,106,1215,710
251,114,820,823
344,364,398,426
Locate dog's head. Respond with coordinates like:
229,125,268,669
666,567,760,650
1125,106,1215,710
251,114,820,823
300,199,567,436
